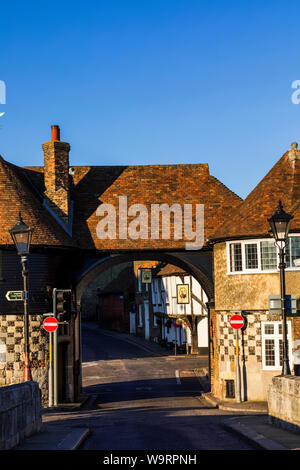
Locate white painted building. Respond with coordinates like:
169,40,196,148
151,264,209,354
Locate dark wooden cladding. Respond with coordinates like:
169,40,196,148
0,250,73,314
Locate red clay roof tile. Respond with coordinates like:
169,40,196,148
210,148,300,241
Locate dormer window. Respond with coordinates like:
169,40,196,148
227,236,300,274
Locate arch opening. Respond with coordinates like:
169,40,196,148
76,251,213,358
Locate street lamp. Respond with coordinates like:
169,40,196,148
268,200,293,376
9,213,34,381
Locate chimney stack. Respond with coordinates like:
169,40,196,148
42,125,71,228
51,125,60,141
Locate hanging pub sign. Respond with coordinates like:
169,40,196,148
177,284,189,304
141,269,152,284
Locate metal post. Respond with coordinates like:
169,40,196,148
21,255,31,381
279,247,291,375
53,288,58,406
48,331,54,407
235,329,241,403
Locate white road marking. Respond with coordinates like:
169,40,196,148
175,370,181,385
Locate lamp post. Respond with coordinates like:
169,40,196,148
9,213,34,381
268,200,293,376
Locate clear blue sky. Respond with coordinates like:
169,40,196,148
1,0,300,199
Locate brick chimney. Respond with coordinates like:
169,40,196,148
42,125,71,228
289,142,300,208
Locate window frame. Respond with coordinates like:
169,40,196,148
261,321,292,371
226,235,300,274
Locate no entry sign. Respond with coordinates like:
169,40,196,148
229,314,245,330
43,317,58,332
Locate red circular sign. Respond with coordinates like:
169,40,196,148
229,314,245,330
43,317,58,332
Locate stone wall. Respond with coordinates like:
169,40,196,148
0,315,49,406
268,376,300,432
0,381,42,449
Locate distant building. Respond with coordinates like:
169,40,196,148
96,264,135,332
153,264,209,355
133,262,208,355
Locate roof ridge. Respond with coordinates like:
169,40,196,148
209,148,300,241
0,156,75,247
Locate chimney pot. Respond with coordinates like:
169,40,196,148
51,125,60,141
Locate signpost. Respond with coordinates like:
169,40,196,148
43,316,58,408
5,290,24,301
229,313,245,403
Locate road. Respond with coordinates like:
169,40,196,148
78,322,255,451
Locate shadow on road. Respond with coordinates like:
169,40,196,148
83,376,205,405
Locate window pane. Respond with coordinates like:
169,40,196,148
286,236,300,268
265,339,275,366
264,324,274,335
245,243,258,269
260,241,277,270
230,243,242,271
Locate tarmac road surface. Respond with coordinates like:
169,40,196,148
77,322,255,451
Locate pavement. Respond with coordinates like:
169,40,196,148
201,392,300,450
12,395,91,451
11,326,300,451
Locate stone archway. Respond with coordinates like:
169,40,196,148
76,250,214,306
76,250,214,358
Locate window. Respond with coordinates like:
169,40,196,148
227,236,300,273
260,241,277,270
262,321,292,370
245,243,258,269
230,243,242,271
286,236,300,268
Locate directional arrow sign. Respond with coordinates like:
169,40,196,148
6,291,24,301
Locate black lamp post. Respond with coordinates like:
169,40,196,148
268,200,293,376
9,213,34,381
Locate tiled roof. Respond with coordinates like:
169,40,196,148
210,147,300,242
0,157,75,247
155,263,186,277
69,164,242,250
18,161,242,250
